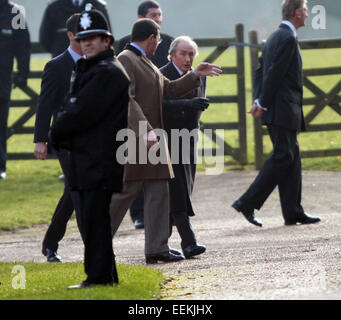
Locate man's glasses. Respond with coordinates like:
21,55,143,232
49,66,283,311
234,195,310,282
155,35,162,45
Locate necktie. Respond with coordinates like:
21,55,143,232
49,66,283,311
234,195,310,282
74,0,79,6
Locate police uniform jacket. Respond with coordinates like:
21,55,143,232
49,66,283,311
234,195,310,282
0,1,30,99
50,49,130,192
117,44,201,182
39,0,111,57
161,61,206,216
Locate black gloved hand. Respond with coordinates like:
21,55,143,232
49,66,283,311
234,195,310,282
186,97,209,111
167,97,209,111
13,75,27,89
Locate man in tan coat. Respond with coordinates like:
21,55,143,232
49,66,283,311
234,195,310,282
110,18,221,264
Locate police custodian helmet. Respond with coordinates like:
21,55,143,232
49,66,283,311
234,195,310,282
75,3,113,41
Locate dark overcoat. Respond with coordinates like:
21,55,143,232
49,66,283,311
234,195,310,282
160,62,206,216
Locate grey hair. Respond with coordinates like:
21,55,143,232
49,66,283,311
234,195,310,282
167,36,199,61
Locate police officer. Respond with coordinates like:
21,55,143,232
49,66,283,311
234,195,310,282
39,0,111,57
0,0,30,179
50,9,129,288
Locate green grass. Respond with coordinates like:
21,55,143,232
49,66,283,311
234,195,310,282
0,160,65,231
0,262,164,300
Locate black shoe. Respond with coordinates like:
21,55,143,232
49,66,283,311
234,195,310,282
67,281,114,290
44,248,62,262
183,244,206,258
134,218,144,229
285,213,321,226
145,251,185,264
169,247,182,256
232,200,262,227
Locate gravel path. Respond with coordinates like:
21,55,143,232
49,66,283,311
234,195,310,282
1,170,341,300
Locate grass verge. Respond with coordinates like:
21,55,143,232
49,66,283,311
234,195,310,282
0,262,164,300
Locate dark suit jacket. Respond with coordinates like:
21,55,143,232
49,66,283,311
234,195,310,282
115,32,174,68
160,62,206,216
254,23,305,132
34,49,75,143
50,49,129,192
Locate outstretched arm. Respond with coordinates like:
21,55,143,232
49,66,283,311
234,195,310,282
193,62,222,77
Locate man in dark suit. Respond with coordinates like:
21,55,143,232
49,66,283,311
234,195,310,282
34,14,82,262
50,9,129,289
232,0,321,227
39,0,111,58
115,1,174,230
161,36,207,258
116,0,173,68
0,0,30,180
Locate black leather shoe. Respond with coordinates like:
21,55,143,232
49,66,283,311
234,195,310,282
183,244,206,258
134,218,144,229
232,200,262,227
285,213,321,226
67,281,114,290
169,247,182,256
145,251,185,264
44,248,62,262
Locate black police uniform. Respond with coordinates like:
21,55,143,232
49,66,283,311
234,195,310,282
39,0,111,57
50,10,129,287
0,0,30,174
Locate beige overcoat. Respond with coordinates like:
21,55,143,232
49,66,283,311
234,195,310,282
117,45,200,181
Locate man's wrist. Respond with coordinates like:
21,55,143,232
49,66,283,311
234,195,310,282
254,99,267,111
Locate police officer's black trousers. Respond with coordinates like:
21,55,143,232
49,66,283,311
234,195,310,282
78,188,118,285
0,97,9,172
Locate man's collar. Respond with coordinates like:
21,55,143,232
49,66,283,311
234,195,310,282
281,20,297,38
171,61,184,76
130,42,146,57
67,46,82,63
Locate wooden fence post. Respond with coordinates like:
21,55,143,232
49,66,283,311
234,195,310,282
235,23,247,165
248,30,264,169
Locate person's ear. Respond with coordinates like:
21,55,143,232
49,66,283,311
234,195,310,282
295,8,302,19
67,31,75,41
147,34,155,42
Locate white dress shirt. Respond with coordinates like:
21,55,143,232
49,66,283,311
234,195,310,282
67,46,82,63
281,20,297,38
